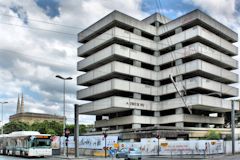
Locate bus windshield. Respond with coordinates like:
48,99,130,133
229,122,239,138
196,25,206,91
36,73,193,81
31,138,51,148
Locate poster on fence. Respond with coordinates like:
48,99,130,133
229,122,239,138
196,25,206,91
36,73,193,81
119,140,224,155
60,135,118,149
79,135,118,149
51,136,60,149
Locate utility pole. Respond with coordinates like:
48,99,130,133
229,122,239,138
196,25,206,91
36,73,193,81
74,105,79,158
231,100,235,155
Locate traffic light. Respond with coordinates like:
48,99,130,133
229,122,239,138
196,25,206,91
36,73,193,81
64,128,70,138
103,132,107,138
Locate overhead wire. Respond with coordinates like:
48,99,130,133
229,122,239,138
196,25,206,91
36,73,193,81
0,11,238,105
0,12,237,62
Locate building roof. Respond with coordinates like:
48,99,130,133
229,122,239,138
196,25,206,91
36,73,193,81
9,112,64,120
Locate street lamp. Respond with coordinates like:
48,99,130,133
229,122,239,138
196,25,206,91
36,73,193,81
55,75,72,156
0,101,8,135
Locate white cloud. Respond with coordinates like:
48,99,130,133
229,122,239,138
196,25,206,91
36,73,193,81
0,0,148,125
184,0,240,98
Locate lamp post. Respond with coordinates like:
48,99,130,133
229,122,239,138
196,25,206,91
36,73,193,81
56,75,72,156
0,101,8,135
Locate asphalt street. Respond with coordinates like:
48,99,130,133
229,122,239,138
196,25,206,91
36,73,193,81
1,154,240,160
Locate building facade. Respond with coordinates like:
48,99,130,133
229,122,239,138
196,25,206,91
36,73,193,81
10,93,64,125
77,10,239,134
9,112,64,125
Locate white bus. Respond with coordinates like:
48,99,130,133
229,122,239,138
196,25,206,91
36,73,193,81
0,131,52,157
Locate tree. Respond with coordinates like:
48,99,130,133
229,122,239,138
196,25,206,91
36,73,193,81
3,121,92,136
30,120,62,136
206,130,220,140
3,121,30,134
66,124,92,136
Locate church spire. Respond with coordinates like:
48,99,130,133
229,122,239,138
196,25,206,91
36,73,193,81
20,93,24,113
16,94,21,113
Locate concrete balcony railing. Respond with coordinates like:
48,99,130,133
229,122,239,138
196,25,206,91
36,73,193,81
157,10,237,42
78,10,237,43
95,114,224,128
77,60,238,86
77,94,238,115
77,43,237,71
78,26,237,57
77,77,238,100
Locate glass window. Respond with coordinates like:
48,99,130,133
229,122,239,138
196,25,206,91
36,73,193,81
31,138,51,148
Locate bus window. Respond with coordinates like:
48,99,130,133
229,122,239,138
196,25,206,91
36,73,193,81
31,139,51,148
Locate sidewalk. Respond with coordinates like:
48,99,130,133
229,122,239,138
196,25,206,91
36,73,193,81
52,155,124,160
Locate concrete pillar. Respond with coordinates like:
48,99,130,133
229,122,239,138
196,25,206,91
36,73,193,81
176,122,184,128
133,28,141,36
154,63,160,100
175,58,183,98
176,108,183,114
176,108,184,127
133,60,141,67
133,93,141,99
154,96,160,101
174,57,184,128
132,124,141,129
196,123,202,127
154,111,161,127
154,51,161,102
154,81,160,86
132,107,141,129
154,66,160,72
133,45,142,52
155,21,160,27
132,29,142,129
117,126,124,130
175,27,183,34
133,43,142,100
175,59,183,66
154,79,160,102
175,43,183,50
154,51,160,56
133,109,141,116
154,36,160,41
154,111,161,117
133,77,141,83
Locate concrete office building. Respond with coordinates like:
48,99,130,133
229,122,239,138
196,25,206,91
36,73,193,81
76,10,239,137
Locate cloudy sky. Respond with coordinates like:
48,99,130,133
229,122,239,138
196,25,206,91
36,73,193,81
0,0,239,125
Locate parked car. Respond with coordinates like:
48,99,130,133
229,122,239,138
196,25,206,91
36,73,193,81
116,148,142,160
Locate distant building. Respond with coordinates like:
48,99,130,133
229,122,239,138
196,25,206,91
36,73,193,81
9,112,64,124
76,9,239,139
9,93,64,124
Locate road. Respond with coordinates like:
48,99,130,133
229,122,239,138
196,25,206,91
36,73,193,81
1,154,240,160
